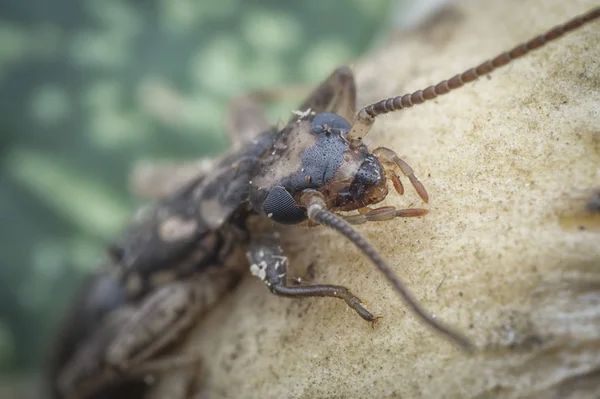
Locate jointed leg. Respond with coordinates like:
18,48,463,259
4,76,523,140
247,231,376,322
106,269,243,374
344,206,429,225
373,147,429,203
298,191,474,351
106,282,204,369
58,284,204,399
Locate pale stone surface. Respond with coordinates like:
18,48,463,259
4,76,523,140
152,0,600,397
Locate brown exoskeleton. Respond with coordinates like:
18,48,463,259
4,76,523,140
47,271,148,399
48,262,245,399
49,7,600,398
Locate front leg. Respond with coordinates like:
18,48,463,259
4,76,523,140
344,206,429,225
247,231,376,322
373,146,429,203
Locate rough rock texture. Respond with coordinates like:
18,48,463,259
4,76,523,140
152,0,600,397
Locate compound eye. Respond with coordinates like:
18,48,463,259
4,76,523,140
312,112,351,135
263,186,307,224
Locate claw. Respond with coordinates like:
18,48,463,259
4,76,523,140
408,174,429,203
389,170,405,195
373,147,429,204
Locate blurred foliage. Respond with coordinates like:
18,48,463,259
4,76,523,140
0,0,396,385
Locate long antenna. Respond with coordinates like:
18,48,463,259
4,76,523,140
348,7,600,140
303,194,474,351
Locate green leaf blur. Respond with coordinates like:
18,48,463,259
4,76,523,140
0,0,395,395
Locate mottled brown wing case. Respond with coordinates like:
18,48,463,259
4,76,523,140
111,174,211,278
195,128,279,228
46,273,147,399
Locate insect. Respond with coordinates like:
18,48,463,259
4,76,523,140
49,7,600,399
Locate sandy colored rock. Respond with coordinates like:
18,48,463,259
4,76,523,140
151,0,600,398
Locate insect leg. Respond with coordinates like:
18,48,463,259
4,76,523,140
107,270,242,372
116,352,202,377
247,232,377,322
344,206,428,225
373,147,429,203
104,282,201,370
300,192,474,350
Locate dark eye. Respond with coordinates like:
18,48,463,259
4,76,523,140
262,186,307,224
312,112,351,135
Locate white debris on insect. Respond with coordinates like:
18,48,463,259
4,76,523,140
292,108,314,122
250,260,268,282
272,255,285,269
273,255,287,279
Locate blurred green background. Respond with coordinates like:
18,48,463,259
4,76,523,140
0,0,401,396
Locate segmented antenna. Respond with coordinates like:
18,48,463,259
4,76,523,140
305,197,474,351
348,7,600,140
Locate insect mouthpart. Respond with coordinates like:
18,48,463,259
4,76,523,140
331,154,389,212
